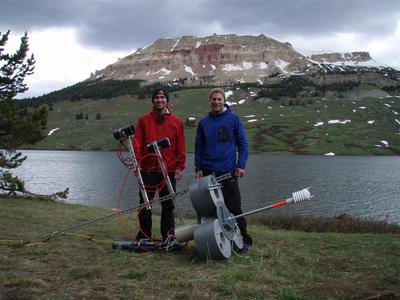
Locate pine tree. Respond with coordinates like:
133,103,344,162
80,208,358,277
0,30,48,194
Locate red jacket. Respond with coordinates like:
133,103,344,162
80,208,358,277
132,110,186,173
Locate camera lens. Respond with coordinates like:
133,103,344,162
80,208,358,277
113,125,135,140
146,137,171,152
157,138,170,148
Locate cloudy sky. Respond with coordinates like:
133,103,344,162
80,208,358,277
1,0,400,98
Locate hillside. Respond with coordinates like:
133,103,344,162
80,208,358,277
28,86,400,155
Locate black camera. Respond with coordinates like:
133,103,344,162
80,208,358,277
146,137,171,152
113,125,135,140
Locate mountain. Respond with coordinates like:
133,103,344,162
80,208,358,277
89,33,399,89
32,33,399,105
90,33,311,85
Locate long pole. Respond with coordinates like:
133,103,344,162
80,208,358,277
226,188,313,221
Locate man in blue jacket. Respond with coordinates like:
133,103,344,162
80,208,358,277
195,88,253,251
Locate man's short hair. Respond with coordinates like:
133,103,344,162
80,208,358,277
208,88,225,101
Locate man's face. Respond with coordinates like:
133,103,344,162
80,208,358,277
153,91,168,111
209,92,225,114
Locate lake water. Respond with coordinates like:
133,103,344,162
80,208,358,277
13,150,400,224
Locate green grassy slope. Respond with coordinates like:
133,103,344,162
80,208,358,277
31,86,400,154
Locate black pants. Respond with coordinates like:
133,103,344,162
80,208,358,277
136,172,176,241
203,171,253,245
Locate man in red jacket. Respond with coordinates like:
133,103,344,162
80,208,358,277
132,87,186,242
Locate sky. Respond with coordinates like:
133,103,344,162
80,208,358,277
1,0,400,98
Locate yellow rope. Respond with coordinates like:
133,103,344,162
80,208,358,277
0,239,26,246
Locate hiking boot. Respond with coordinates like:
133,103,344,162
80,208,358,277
239,243,251,253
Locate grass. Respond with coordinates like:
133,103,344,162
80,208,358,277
1,196,399,299
28,86,400,154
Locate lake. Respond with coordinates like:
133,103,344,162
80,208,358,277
13,150,400,224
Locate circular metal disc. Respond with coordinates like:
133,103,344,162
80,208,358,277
189,175,223,217
194,218,231,260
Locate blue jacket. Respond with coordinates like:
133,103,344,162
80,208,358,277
195,105,249,173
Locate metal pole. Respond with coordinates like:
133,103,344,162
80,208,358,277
128,136,151,209
152,140,175,196
226,200,289,221
226,188,313,221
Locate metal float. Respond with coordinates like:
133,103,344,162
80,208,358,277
175,175,313,260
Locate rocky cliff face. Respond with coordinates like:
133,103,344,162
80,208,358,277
309,51,373,64
90,34,313,84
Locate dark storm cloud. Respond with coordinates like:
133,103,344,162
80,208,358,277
198,0,400,37
1,0,400,50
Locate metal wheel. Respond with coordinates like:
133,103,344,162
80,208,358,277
189,175,223,217
194,218,231,260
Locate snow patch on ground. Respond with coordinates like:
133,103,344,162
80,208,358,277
184,65,195,76
375,140,389,148
154,68,171,75
225,90,233,99
275,59,290,73
171,38,181,52
223,61,253,71
324,152,335,156
48,128,60,136
328,119,351,125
